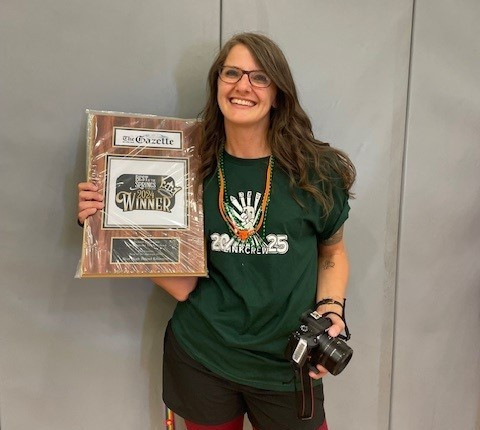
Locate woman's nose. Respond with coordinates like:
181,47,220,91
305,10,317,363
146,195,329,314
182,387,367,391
235,73,252,91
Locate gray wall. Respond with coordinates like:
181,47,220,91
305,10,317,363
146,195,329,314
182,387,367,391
0,1,219,429
391,0,480,429
1,1,479,429
222,1,414,428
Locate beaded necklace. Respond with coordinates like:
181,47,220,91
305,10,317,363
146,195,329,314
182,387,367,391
217,150,274,241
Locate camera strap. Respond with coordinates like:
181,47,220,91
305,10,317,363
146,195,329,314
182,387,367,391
289,302,353,420
293,363,315,420
322,311,351,341
317,298,351,341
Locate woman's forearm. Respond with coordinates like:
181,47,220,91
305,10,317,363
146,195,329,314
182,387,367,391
316,240,349,315
151,276,199,301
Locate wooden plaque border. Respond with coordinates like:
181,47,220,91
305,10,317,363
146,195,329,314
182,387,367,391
79,110,206,278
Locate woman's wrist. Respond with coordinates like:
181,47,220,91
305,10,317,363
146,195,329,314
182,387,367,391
317,303,344,316
315,296,345,316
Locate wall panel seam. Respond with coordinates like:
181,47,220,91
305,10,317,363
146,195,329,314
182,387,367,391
219,0,223,49
388,0,417,429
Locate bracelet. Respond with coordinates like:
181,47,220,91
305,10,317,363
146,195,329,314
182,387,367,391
77,219,84,227
315,298,345,309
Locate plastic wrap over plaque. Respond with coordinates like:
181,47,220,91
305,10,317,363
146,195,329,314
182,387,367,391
78,110,206,277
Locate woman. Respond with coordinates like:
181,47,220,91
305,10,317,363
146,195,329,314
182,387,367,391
78,33,355,430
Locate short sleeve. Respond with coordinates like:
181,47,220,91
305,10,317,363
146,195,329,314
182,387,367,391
315,178,350,242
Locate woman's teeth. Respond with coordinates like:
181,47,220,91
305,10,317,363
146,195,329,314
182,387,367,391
231,98,255,107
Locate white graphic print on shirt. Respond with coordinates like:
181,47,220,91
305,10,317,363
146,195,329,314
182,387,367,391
210,190,289,255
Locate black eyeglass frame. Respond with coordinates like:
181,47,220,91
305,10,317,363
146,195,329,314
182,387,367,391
218,66,272,88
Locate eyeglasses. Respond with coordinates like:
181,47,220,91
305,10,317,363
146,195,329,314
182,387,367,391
218,66,272,88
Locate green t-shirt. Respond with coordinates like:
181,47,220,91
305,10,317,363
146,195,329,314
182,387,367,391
171,151,350,391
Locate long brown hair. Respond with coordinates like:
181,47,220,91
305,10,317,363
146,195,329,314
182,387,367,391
195,32,356,215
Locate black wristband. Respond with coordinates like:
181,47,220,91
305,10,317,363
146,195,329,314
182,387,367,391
315,298,344,309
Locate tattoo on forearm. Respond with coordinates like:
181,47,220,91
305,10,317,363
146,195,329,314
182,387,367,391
322,225,344,246
322,260,335,270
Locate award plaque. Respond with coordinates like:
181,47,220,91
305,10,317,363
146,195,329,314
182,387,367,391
79,110,206,277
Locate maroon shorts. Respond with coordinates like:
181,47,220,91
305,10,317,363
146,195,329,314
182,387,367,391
163,323,327,430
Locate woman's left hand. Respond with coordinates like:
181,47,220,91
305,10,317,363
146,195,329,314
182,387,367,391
308,312,345,379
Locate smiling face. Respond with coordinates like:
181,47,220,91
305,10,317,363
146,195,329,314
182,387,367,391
217,44,277,132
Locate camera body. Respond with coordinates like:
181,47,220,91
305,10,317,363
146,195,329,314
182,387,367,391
285,310,353,376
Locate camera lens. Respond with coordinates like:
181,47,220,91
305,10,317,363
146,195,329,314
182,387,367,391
315,334,353,375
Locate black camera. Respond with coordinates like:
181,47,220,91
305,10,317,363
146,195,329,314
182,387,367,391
285,310,353,376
